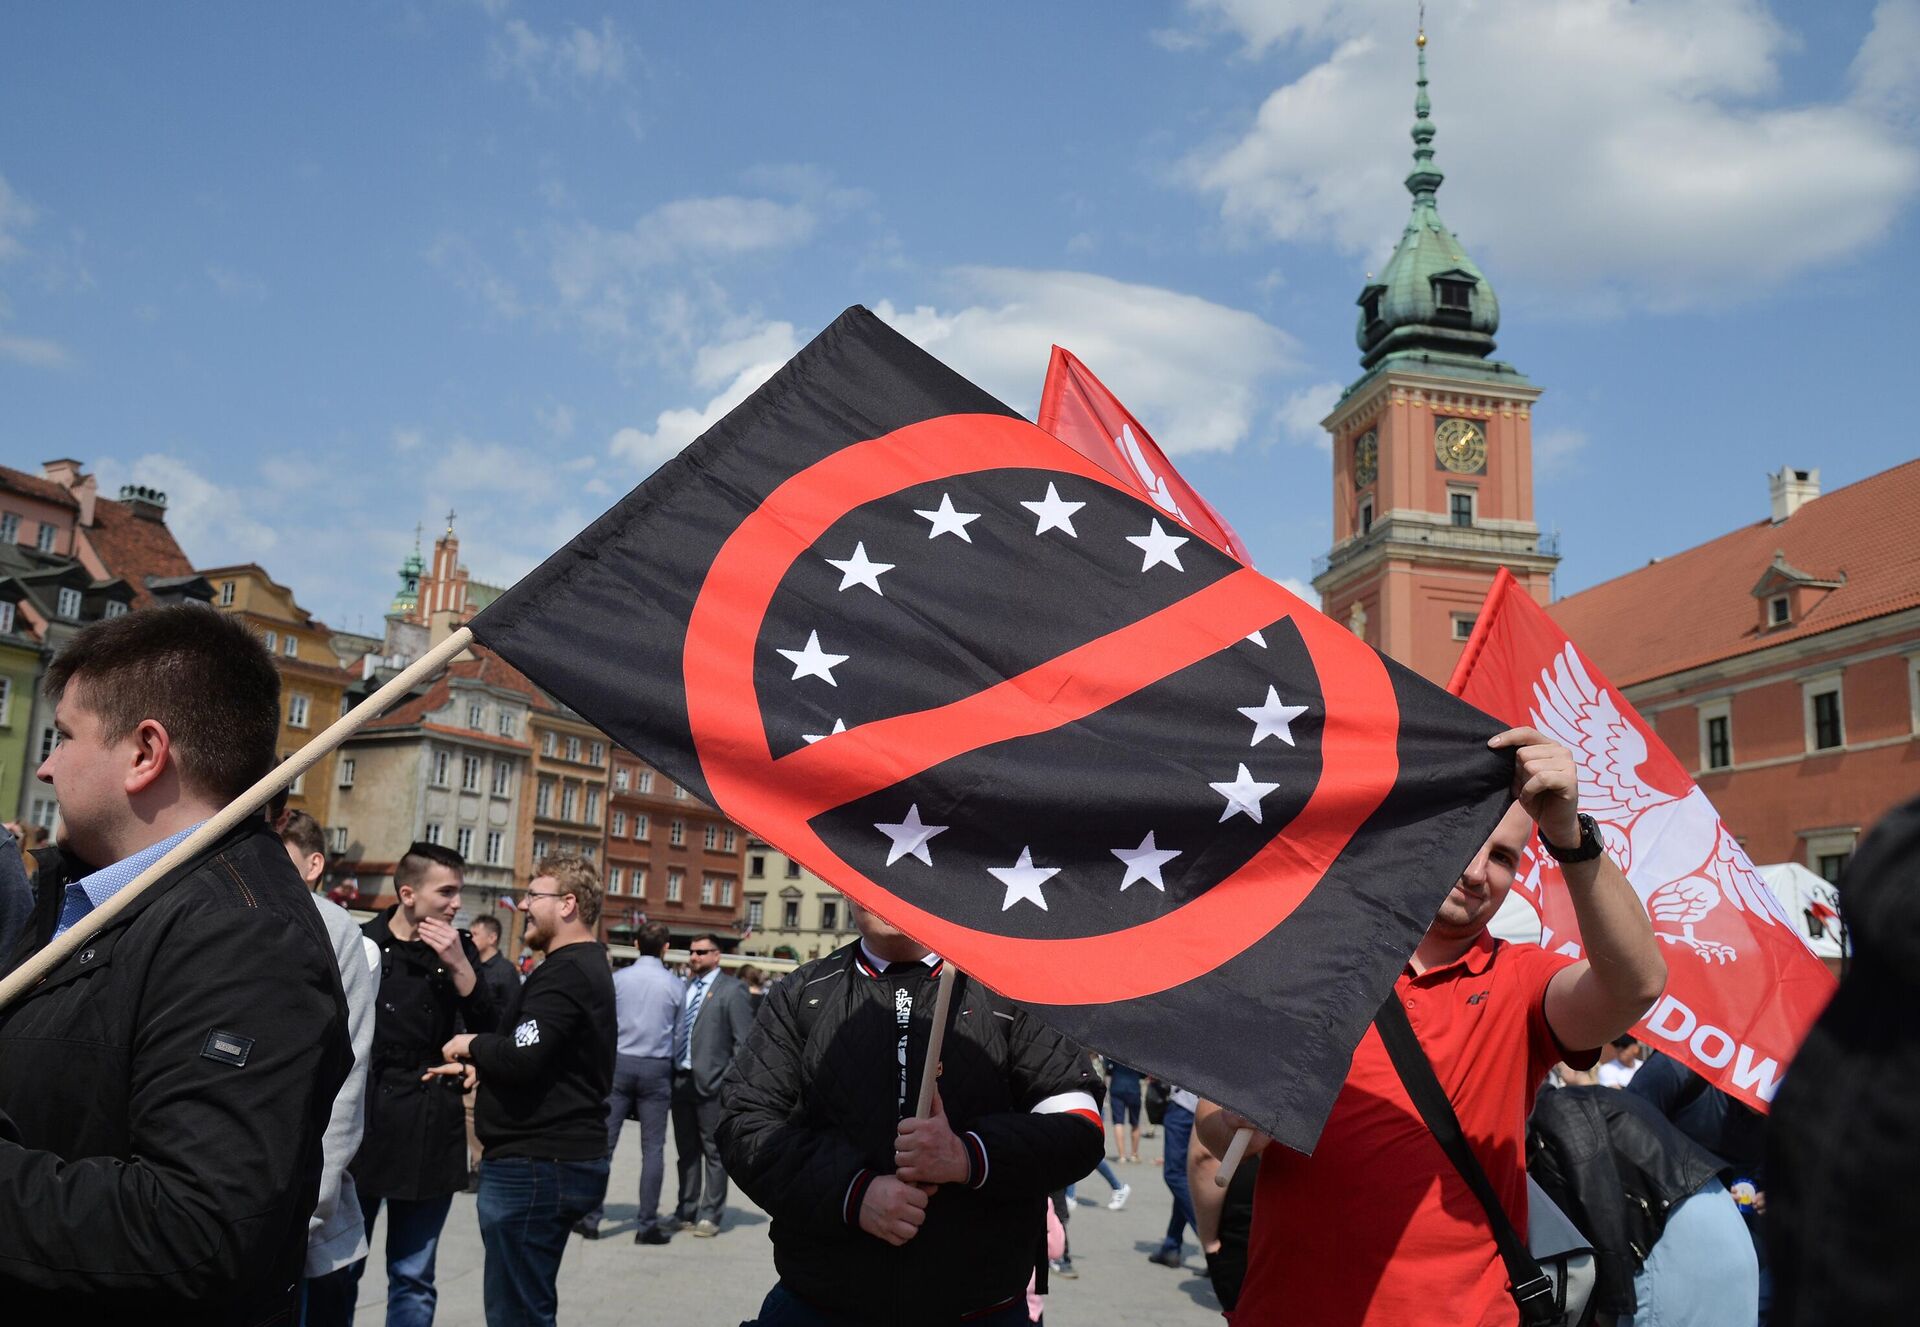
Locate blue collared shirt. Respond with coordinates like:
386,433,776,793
53,823,204,939
613,954,685,1059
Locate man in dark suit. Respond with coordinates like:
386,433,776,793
671,933,753,1236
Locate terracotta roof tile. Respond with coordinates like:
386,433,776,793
0,466,79,510
84,496,197,609
1550,458,1920,686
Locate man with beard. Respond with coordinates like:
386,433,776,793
433,853,615,1327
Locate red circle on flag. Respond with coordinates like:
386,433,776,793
684,414,1400,1004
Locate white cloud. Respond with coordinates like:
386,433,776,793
1182,0,1920,307
0,331,70,369
1274,575,1318,607
608,320,801,473
206,263,268,301
426,233,525,322
427,436,559,497
1534,427,1589,479
94,453,279,559
873,267,1297,453
537,403,576,439
1277,379,1343,449
490,16,630,96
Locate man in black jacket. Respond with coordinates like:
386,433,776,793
719,899,1105,1326
0,605,352,1325
347,840,497,1326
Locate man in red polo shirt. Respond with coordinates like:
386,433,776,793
1198,726,1667,1327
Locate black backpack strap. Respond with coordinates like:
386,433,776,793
1374,993,1561,1327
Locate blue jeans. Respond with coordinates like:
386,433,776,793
477,1155,610,1327
585,1053,672,1230
754,1282,1029,1326
1159,1102,1196,1254
1097,1158,1124,1191
347,1193,454,1327
1627,1179,1758,1327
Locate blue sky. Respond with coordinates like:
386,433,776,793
3,1,1915,632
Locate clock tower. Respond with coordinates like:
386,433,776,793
1311,28,1558,685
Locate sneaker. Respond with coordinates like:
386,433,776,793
1147,1247,1184,1268
1049,1258,1079,1279
634,1227,671,1246
1107,1183,1131,1211
691,1218,721,1238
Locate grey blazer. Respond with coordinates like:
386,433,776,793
688,972,753,1098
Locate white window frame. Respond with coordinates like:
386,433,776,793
670,818,685,846
704,824,718,851
461,754,481,792
498,710,517,738
338,757,355,788
326,826,347,853
485,830,504,865
1357,497,1374,537
491,760,511,797
637,769,654,794
590,741,605,765
561,785,578,820
0,513,17,543
700,877,715,905
36,522,56,553
1698,698,1733,773
782,899,800,929
666,869,683,902
1907,653,1920,736
585,789,601,824
607,867,623,896
39,726,56,764
455,826,473,859
720,878,735,906
611,810,626,836
1447,484,1476,529
632,867,647,897
565,736,581,762
468,702,484,729
263,630,277,652
283,634,298,658
425,821,444,846
634,813,649,841
288,693,310,729
534,836,549,860
218,580,234,606
1769,595,1791,628
0,601,13,635
536,779,553,817
431,750,450,787
56,587,82,619
614,768,629,791
746,899,764,929
1450,613,1476,643
0,675,10,726
103,600,128,618
1801,672,1845,753
541,731,556,757
820,898,838,931
722,828,737,853
672,782,687,800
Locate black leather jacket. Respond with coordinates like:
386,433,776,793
1529,1085,1729,1316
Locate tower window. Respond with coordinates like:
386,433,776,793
1449,491,1475,527
1361,291,1382,325
1435,278,1473,310
1358,498,1374,536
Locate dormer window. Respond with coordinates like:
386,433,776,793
1769,595,1790,627
1358,285,1385,331
1435,277,1473,310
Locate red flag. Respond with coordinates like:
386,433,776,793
1035,346,1253,565
1449,569,1836,1112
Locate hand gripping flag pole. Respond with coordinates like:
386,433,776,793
0,626,479,1013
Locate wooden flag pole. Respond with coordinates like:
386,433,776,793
912,962,958,1119
1214,1126,1254,1188
0,626,479,1013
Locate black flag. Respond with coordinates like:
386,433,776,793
470,307,1511,1152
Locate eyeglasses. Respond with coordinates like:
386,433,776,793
689,948,719,956
523,890,567,903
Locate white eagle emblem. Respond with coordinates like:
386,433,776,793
513,1018,540,1047
1529,644,1795,965
1116,425,1188,523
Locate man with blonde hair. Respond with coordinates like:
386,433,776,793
434,852,615,1327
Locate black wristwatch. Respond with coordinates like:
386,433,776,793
1540,812,1604,864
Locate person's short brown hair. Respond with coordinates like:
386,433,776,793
395,840,465,891
45,605,280,803
471,914,502,942
277,808,326,861
534,852,602,928
636,921,670,957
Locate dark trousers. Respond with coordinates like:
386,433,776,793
476,1155,610,1327
301,1265,358,1327
1159,1101,1197,1254
584,1053,672,1229
754,1282,1029,1327
671,1069,728,1224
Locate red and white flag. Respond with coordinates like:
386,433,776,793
1035,346,1253,566
1449,569,1835,1112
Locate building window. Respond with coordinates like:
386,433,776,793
670,819,685,846
561,785,578,820
565,736,581,762
0,601,13,635
0,513,16,543
461,754,481,791
666,869,684,902
819,899,838,931
338,757,355,788
782,899,800,929
491,760,511,797
672,782,687,800
607,867,623,896
637,769,654,794
1699,700,1733,772
1449,490,1475,528
425,822,444,845
39,726,57,764
611,811,626,836
263,630,277,652
218,580,234,606
431,750,450,786
536,780,553,817
785,860,801,880
468,702,484,729
534,837,549,860
498,710,517,738
36,523,56,553
585,789,601,824
485,830,504,865
284,635,298,657
749,854,765,879
1450,614,1476,643
326,826,347,853
56,587,81,619
104,600,128,618
704,824,718,851
722,828,737,853
29,797,56,830
1357,498,1374,536
634,813,649,841
590,741,605,765
1434,276,1473,311
746,899,764,929
541,731,556,757
1803,676,1844,752
1816,852,1849,882
286,755,305,796
1769,595,1790,627
700,877,715,905
0,676,10,725
455,826,473,859
614,768,629,791
288,693,310,728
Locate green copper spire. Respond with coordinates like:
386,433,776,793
1352,25,1506,373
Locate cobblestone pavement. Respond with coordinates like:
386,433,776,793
358,1121,1224,1325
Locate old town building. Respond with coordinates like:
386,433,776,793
740,836,858,963
518,696,610,894
603,746,747,950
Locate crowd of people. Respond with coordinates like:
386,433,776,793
0,602,1906,1327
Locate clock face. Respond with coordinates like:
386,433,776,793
1353,429,1378,488
1434,417,1487,474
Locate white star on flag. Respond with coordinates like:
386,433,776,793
1112,831,1181,892
802,718,847,744
1247,630,1268,648
1211,763,1280,824
988,846,1059,911
825,542,894,595
1020,482,1085,537
1239,686,1310,747
873,804,948,866
914,493,982,542
1126,519,1189,572
777,630,850,686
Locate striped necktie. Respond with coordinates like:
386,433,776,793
677,976,709,1065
